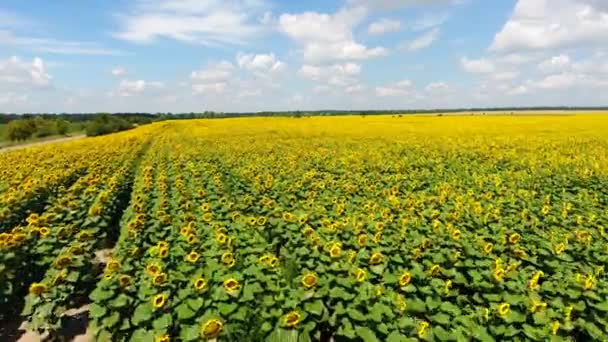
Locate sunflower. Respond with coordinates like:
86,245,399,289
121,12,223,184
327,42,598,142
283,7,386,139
55,255,72,269
298,215,307,224
429,264,441,277
303,227,315,237
354,268,367,282
203,212,213,222
421,239,432,250
187,251,200,263
399,272,412,287
259,254,271,265
187,234,197,244
301,272,318,289
159,247,169,258
508,233,521,244
52,271,66,286
513,248,527,258
29,282,47,296
452,230,461,240
106,260,121,273
221,252,235,267
498,303,510,317
283,311,301,328
201,203,211,212
329,244,342,258
269,256,279,268
146,263,161,276
216,233,228,245
554,243,566,255
283,212,294,221
257,216,267,226
417,321,429,338
369,252,383,265
375,222,385,231
153,273,167,286
493,268,505,282
357,234,368,247
39,227,51,237
201,319,223,339
119,275,132,288
584,274,596,290
550,320,560,335
483,242,494,254
247,217,257,226
223,278,240,293
194,277,207,291
153,294,166,309
156,334,170,342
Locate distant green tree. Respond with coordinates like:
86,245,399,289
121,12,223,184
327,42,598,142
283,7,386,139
6,120,34,141
55,119,70,135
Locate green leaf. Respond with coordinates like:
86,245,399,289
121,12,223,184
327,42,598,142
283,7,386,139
132,303,153,325
330,287,354,300
89,303,107,319
111,294,130,308
267,328,298,342
337,319,356,339
431,312,451,326
346,307,366,321
90,288,114,301
176,304,196,320
129,329,154,342
152,313,173,330
180,324,200,342
304,300,324,316
218,302,238,315
355,326,380,342
386,331,409,342
433,326,451,341
102,312,120,328
187,298,204,311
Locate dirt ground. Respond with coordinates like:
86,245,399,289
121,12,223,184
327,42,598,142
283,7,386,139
0,135,85,154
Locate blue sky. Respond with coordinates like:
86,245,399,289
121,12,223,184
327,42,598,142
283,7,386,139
1,0,608,113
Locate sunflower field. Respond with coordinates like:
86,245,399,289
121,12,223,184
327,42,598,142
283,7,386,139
1,114,608,342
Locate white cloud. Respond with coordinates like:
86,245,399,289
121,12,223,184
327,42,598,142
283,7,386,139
368,18,401,35
348,0,460,10
533,73,580,89
492,71,520,81
115,0,268,45
507,85,529,95
0,56,51,88
113,79,164,97
236,53,286,73
460,57,496,73
410,13,450,31
425,81,449,93
538,54,571,72
491,0,608,51
402,28,440,51
191,61,235,82
299,63,362,87
278,7,387,62
376,79,414,96
111,67,128,77
192,82,227,94
0,92,28,105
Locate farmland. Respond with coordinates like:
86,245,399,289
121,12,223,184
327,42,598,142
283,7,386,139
1,114,608,341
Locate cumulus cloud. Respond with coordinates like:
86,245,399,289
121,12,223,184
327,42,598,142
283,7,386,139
278,7,387,62
491,0,608,51
191,61,235,82
111,67,128,77
348,0,461,10
236,53,286,73
0,56,51,88
0,92,28,105
115,0,269,45
376,80,414,96
368,18,402,35
113,79,164,97
538,54,571,72
299,63,362,87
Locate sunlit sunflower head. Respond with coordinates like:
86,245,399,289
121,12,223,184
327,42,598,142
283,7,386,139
29,282,47,296
375,222,385,231
201,319,223,339
146,263,161,276
508,233,521,244
55,255,72,269
157,241,168,250
247,217,257,226
301,272,318,289
159,247,169,258
514,248,527,258
554,243,566,255
357,234,368,247
283,212,294,221
221,252,235,267
187,251,200,263
369,252,383,265
298,215,308,224
452,230,461,240
354,268,367,282
493,268,505,282
257,216,267,226
39,227,51,237
216,233,228,245
201,203,211,212
429,264,441,277
498,303,510,317
283,311,301,328
223,278,240,293
259,254,271,265
399,272,412,287
202,212,213,222
483,242,494,254
329,244,342,258
194,277,207,291
153,273,167,286
269,256,279,268
417,321,430,338
187,234,197,244
153,294,166,309
155,334,170,342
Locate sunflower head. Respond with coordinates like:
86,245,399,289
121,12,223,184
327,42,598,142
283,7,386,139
329,244,342,258
283,311,301,328
39,227,51,237
498,303,510,317
483,242,494,254
203,212,213,222
370,252,383,265
399,272,412,287
146,263,161,276
153,273,167,286
283,212,294,221
216,233,228,245
417,321,430,338
357,234,368,247
187,234,197,244
221,252,235,267
156,334,170,342
29,282,47,296
187,251,200,263
354,268,367,282
554,243,566,255
119,275,132,288
201,319,223,339
194,277,207,291
257,216,267,226
201,203,211,212
55,255,72,269
153,294,166,309
508,233,521,244
301,272,318,289
223,278,240,293
303,227,315,237
493,268,505,282
452,230,461,240
159,247,169,258
429,264,441,277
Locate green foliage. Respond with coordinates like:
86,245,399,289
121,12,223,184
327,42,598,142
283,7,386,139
86,114,134,137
